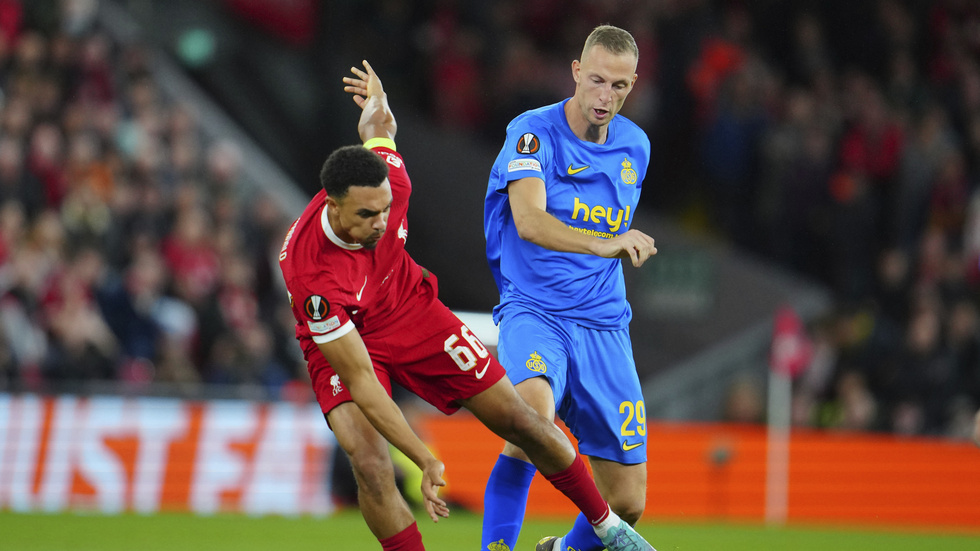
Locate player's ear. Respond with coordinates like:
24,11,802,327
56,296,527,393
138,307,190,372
571,59,581,83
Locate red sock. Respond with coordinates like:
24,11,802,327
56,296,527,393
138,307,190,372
542,454,610,524
379,521,424,551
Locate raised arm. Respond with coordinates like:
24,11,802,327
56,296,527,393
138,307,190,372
317,330,449,522
508,176,658,267
343,60,397,143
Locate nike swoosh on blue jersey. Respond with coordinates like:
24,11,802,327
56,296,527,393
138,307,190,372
622,440,644,452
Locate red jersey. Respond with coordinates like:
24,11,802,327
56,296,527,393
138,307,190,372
279,141,506,416
279,144,431,348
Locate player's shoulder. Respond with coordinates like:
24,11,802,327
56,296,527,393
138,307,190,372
612,114,651,148
280,198,328,273
281,235,339,296
507,101,564,135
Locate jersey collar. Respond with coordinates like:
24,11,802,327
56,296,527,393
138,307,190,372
321,203,362,250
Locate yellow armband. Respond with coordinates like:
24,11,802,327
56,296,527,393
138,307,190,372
363,137,396,151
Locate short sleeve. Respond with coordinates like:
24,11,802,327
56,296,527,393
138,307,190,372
496,119,553,189
286,277,355,344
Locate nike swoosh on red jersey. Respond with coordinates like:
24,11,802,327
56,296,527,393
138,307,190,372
355,277,367,301
474,357,492,379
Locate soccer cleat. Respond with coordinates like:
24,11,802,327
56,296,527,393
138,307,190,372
599,518,656,551
535,536,561,551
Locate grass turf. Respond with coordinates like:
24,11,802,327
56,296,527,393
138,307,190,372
1,508,977,550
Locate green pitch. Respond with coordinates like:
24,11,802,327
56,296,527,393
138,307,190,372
1,509,977,550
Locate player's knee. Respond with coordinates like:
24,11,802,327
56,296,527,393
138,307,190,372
505,406,549,446
608,494,645,526
483,402,529,442
347,449,397,494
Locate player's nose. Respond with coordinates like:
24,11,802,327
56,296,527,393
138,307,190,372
598,83,613,103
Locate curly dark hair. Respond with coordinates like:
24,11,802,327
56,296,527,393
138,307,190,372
319,145,389,198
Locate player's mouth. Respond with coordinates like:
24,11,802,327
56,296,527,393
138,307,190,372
362,230,384,246
593,107,610,120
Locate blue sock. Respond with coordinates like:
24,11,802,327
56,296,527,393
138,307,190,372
481,454,537,551
562,512,604,551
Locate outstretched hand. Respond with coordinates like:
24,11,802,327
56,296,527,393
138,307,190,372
343,59,396,141
421,458,449,522
343,59,385,109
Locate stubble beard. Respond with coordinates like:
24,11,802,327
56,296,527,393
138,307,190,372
361,232,383,249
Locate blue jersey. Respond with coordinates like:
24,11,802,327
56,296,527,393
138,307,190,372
484,99,651,330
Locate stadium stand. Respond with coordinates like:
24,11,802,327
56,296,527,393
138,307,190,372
0,0,308,401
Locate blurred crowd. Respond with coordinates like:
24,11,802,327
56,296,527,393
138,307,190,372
0,1,305,399
683,0,980,440
350,0,980,439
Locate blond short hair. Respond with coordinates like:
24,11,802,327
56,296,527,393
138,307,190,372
581,25,639,61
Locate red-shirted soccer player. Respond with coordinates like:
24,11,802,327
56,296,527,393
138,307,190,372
278,60,655,551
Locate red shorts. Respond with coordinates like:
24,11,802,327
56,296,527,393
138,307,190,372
305,292,506,416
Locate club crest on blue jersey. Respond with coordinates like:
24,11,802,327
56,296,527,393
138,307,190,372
304,295,329,320
621,157,638,185
526,351,547,373
516,133,540,154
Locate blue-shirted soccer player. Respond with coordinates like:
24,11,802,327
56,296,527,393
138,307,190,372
482,25,658,551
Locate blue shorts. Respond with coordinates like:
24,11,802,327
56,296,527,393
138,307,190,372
496,306,647,464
